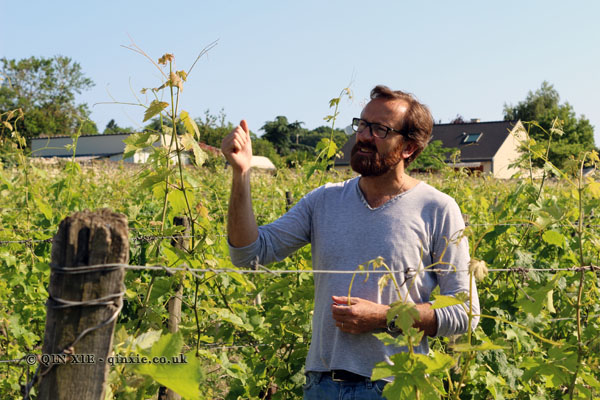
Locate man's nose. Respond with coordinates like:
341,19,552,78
356,125,374,140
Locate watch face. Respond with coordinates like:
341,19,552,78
387,319,401,333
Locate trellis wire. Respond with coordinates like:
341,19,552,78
1,261,596,373
1,218,600,246
47,262,600,277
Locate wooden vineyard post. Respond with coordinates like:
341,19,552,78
158,216,189,400
37,209,128,400
167,216,189,336
167,216,189,400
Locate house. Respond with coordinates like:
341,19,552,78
250,155,276,171
30,133,147,163
335,120,526,179
30,133,220,165
30,133,279,171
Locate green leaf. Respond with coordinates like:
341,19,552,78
371,364,394,381
328,97,340,108
431,295,464,309
148,332,183,359
587,180,600,199
143,100,169,122
180,133,207,166
34,197,52,220
180,110,200,140
133,330,162,350
136,333,204,399
485,371,507,399
372,332,402,347
167,189,187,217
140,169,171,190
581,371,600,390
327,142,337,158
417,351,455,373
542,230,565,248
123,131,158,158
215,308,245,328
149,277,173,304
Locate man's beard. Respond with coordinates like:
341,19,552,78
350,141,404,177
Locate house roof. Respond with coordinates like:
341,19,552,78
431,120,518,161
30,132,132,140
335,120,519,165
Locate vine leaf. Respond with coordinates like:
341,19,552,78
180,132,207,166
431,295,464,309
542,230,565,248
136,332,204,399
143,100,169,122
180,110,200,140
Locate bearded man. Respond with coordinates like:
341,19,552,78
221,85,479,400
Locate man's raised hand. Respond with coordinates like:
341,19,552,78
221,120,252,173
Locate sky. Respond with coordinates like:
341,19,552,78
2,0,599,145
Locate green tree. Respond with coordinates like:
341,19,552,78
0,55,98,137
407,140,456,172
298,125,348,149
503,81,595,168
261,116,304,155
195,108,233,148
103,119,134,135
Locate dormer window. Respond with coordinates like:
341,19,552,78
463,132,482,144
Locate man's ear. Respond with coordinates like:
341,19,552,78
402,141,418,160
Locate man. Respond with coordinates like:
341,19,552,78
221,86,479,399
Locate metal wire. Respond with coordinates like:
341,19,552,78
45,262,600,276
0,234,228,246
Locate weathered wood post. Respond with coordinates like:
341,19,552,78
37,209,128,400
161,216,189,400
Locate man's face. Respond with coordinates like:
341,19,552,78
350,98,409,177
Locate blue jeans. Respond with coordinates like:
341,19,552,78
302,372,387,400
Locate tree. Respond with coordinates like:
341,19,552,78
0,56,97,137
503,81,595,168
261,116,304,155
103,119,134,135
407,140,457,172
298,125,348,149
195,108,232,148
450,114,466,124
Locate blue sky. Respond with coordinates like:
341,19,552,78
2,1,599,145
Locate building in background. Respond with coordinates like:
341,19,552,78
335,120,527,179
30,133,278,171
31,133,149,163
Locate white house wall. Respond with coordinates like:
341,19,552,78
492,122,526,179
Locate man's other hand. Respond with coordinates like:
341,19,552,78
221,120,252,173
331,295,388,334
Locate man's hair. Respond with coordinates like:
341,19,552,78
370,85,433,166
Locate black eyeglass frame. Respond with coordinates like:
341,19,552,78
351,117,406,139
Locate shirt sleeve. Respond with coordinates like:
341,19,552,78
228,188,317,268
431,199,480,337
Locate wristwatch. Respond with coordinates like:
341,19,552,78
386,316,402,333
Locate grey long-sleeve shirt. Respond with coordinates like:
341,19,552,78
229,177,479,379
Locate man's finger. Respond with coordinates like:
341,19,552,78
332,295,356,305
240,119,249,135
331,304,353,317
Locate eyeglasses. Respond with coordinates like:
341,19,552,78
351,118,405,139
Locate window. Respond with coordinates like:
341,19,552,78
463,132,482,144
